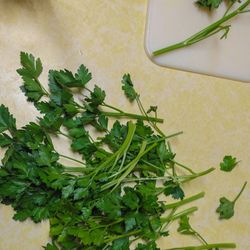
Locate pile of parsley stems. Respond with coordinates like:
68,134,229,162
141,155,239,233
153,0,250,56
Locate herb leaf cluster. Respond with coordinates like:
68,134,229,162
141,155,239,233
0,52,240,250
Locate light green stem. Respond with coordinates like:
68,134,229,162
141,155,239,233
102,111,163,123
233,181,247,203
153,0,250,56
164,243,236,250
161,207,198,223
59,154,85,165
164,192,205,209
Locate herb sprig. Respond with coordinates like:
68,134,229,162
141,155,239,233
153,0,250,56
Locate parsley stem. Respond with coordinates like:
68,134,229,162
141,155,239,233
164,192,205,209
136,97,165,137
170,160,196,174
147,131,183,145
233,181,247,203
102,102,124,113
123,176,172,182
57,131,71,138
161,206,198,223
59,154,85,165
63,166,88,173
223,1,235,17
92,122,136,180
34,77,50,96
104,229,142,243
105,142,152,191
164,243,236,250
161,207,177,231
193,230,208,245
181,167,215,183
101,111,163,123
153,0,250,56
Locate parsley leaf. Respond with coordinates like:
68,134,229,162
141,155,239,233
0,105,16,133
88,85,106,106
216,181,247,219
17,52,45,102
18,52,43,78
177,215,195,235
220,155,239,172
52,64,91,88
164,180,185,200
196,0,223,9
121,74,138,102
48,70,73,106
216,197,235,219
96,191,122,219
111,238,129,250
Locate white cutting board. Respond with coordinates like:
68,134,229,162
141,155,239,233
145,0,250,82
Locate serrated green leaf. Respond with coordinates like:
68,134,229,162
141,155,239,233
48,70,73,106
122,187,140,210
75,64,92,87
220,155,239,172
164,180,185,200
125,217,136,232
0,133,12,147
111,238,129,250
121,74,138,102
18,52,43,78
0,105,16,133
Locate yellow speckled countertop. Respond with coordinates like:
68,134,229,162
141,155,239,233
0,1,249,249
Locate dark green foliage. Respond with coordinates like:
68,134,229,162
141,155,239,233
122,74,138,102
196,0,241,10
0,52,240,250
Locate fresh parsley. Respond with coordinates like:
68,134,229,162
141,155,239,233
220,155,239,172
216,181,247,219
0,52,241,250
153,0,250,56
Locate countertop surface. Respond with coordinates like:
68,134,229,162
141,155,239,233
0,1,249,249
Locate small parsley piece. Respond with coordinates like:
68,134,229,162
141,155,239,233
164,180,185,200
196,0,223,9
220,155,239,172
89,85,106,106
122,74,138,102
216,181,247,219
147,105,158,114
177,215,195,235
196,0,242,10
17,52,46,101
153,1,250,56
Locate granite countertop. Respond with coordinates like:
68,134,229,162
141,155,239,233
0,1,249,249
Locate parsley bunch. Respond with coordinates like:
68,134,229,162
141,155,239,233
0,52,238,250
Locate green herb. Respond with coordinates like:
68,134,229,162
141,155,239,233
177,215,208,244
0,52,240,250
196,0,223,9
196,0,242,10
216,181,247,219
220,155,239,172
153,0,250,56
